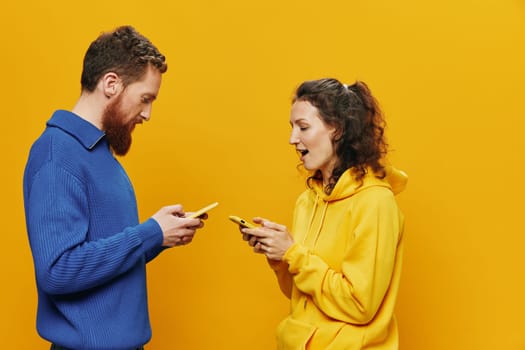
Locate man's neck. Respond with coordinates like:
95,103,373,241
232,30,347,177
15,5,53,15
71,91,107,130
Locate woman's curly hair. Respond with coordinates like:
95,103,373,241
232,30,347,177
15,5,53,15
81,25,167,92
293,78,388,194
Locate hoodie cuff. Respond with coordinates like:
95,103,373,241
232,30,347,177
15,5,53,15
283,242,310,274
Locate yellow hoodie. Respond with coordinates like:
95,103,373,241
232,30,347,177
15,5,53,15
269,167,407,350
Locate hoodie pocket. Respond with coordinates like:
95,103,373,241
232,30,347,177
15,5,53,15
276,316,316,350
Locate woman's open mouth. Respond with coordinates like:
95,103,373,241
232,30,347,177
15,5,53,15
297,149,309,160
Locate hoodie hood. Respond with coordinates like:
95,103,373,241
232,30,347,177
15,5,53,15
311,166,408,202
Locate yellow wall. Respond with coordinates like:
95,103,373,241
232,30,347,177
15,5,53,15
1,0,524,349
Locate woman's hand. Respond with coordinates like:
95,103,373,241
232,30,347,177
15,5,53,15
242,217,294,261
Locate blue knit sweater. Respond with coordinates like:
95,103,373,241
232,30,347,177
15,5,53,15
23,110,165,350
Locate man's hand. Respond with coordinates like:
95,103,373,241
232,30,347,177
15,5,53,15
152,204,205,247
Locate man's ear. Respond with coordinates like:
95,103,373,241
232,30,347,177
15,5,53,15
101,72,121,98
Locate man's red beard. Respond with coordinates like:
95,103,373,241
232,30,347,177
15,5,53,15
101,94,137,156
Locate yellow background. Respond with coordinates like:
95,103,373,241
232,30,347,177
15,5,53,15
1,0,524,349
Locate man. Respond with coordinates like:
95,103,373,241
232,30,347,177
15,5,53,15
23,26,204,350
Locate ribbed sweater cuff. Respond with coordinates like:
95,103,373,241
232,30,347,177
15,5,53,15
136,218,164,251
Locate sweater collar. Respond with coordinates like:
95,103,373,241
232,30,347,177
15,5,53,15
47,110,106,150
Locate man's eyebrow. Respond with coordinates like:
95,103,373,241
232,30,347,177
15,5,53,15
143,93,157,100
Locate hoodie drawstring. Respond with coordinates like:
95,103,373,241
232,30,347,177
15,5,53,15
302,194,329,248
303,194,318,245
313,202,328,247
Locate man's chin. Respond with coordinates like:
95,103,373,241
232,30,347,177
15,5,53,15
107,135,132,156
111,143,132,156
105,124,134,156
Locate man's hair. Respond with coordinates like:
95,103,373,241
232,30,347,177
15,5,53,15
293,78,388,194
80,25,167,92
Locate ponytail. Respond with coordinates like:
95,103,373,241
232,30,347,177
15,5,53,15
348,81,377,121
346,80,387,184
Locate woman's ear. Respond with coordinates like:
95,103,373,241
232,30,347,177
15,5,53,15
101,72,121,98
331,127,343,142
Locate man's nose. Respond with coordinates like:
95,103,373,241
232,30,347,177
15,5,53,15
140,105,152,121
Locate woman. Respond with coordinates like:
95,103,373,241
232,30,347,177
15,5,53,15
241,78,407,349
